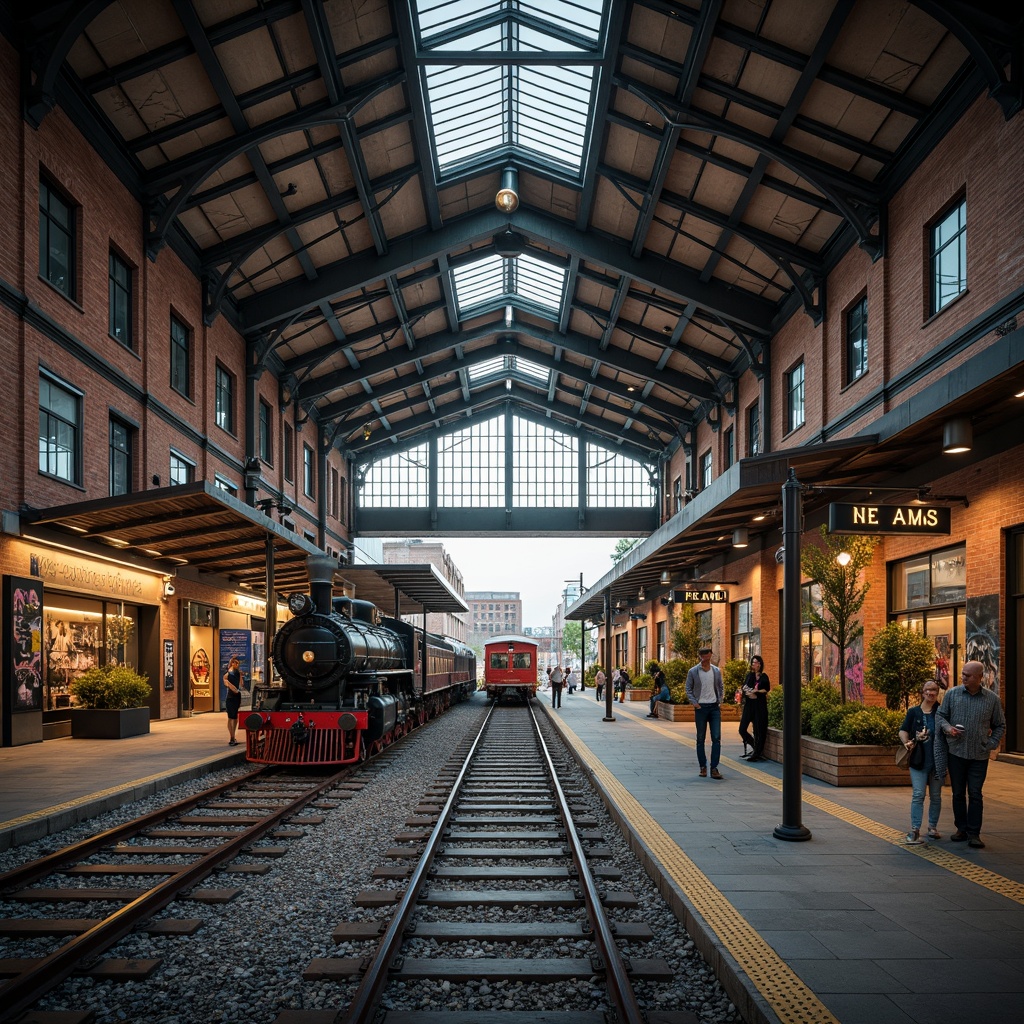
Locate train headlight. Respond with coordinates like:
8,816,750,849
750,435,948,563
302,649,316,663
288,593,314,616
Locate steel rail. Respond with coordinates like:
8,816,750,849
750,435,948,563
528,701,647,1024
0,766,268,893
0,767,349,1022
341,701,495,1024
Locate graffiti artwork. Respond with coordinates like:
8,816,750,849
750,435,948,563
5,576,44,713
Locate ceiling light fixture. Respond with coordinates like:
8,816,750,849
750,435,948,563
732,527,749,548
363,423,372,441
660,570,671,584
942,417,972,454
495,166,519,214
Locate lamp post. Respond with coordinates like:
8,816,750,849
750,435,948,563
774,469,812,841
564,574,587,688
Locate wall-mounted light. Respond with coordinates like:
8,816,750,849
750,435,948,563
637,587,646,601
836,550,852,567
942,417,972,454
507,641,515,654
494,166,519,214
363,423,372,441
732,527,749,548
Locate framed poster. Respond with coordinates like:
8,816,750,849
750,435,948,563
163,639,175,691
4,575,44,713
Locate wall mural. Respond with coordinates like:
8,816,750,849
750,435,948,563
965,594,1000,694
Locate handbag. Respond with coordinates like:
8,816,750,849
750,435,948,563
895,744,910,768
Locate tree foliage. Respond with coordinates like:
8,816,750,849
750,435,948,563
561,620,596,666
611,538,640,564
800,524,877,702
865,621,936,710
669,602,704,667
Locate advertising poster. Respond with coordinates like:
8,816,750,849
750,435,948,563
218,629,252,703
163,639,175,691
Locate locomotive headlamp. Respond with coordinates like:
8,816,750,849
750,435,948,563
302,649,316,663
288,593,314,616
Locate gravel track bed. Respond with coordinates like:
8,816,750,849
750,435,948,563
0,700,741,1023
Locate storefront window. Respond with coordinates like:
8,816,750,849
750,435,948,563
890,545,967,687
732,599,752,662
44,599,139,710
801,583,823,683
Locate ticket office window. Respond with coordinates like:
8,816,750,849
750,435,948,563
890,544,967,688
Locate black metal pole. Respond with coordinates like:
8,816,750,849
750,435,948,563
775,468,811,841
264,532,276,687
603,590,615,722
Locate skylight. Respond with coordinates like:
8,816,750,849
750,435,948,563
468,353,550,386
452,251,567,317
412,0,605,176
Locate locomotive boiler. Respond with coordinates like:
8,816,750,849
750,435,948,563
243,554,475,766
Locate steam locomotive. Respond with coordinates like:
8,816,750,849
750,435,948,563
243,555,476,766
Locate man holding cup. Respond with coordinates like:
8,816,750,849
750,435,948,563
937,660,1005,848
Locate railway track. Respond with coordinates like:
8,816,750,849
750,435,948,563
292,700,694,1024
0,765,360,1024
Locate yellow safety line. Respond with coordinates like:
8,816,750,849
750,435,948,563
558,718,839,1024
0,755,228,832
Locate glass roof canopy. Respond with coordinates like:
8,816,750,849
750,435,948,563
411,0,606,177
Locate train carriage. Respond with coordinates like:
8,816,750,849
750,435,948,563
483,634,539,703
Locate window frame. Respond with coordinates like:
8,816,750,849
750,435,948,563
786,360,805,434
109,416,133,496
39,177,77,301
259,399,273,464
724,425,734,469
845,295,867,385
39,370,83,486
108,250,133,350
215,364,235,435
303,443,315,498
283,422,294,483
170,314,191,399
699,450,712,490
732,598,753,662
929,196,967,316
747,401,761,457
169,449,195,487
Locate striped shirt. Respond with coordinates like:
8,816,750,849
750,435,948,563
937,685,1005,761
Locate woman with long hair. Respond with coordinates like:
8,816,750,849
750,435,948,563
898,679,945,844
739,655,771,761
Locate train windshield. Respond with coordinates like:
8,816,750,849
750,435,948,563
489,653,509,669
512,652,532,669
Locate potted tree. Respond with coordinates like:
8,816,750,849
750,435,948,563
69,664,152,738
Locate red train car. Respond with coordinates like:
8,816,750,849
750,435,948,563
483,634,539,702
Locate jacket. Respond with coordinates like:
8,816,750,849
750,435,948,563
685,663,724,705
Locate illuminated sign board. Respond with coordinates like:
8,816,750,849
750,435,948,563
672,588,729,604
828,503,951,535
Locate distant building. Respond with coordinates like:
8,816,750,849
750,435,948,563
381,540,466,642
466,591,522,643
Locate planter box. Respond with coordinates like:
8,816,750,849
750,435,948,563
71,707,151,739
763,727,907,787
656,703,742,722
627,689,652,701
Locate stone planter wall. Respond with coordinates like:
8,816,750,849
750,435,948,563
71,707,151,739
627,689,652,702
763,727,908,787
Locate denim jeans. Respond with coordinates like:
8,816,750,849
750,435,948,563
907,765,943,832
946,753,989,836
693,703,722,769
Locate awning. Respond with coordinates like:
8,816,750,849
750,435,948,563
20,482,323,594
567,436,883,621
337,564,468,616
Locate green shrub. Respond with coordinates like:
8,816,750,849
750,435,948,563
800,676,843,733
808,703,861,743
70,664,151,709
664,658,690,704
834,707,903,746
766,685,784,728
722,658,749,701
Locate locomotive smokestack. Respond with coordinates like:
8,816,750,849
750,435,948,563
306,553,339,614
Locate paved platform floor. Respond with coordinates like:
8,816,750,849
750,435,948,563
1,692,1021,1024
542,689,1024,1024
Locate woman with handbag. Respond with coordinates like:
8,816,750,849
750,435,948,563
898,680,945,844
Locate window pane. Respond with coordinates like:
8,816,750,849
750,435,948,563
109,252,132,347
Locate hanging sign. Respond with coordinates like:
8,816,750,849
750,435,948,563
828,502,951,535
672,588,729,604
